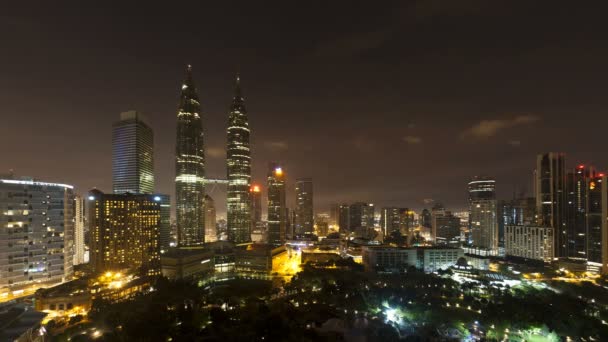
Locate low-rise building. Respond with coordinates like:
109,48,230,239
362,246,463,273
161,247,214,280
235,244,286,273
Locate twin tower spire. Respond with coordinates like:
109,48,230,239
175,65,251,246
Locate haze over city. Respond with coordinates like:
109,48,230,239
2,2,608,217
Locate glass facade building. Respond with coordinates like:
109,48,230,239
226,76,252,243
112,110,154,194
294,178,313,235
468,176,498,251
0,177,74,290
267,163,286,245
535,153,567,257
175,65,205,246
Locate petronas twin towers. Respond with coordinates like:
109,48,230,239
175,65,251,246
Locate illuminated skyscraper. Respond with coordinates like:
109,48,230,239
468,176,498,251
566,164,595,259
0,177,75,289
226,75,252,243
250,184,262,229
380,207,401,236
267,163,286,245
175,65,205,246
73,195,86,265
535,153,567,257
295,178,313,235
204,195,217,243
88,189,161,276
112,110,154,194
420,208,432,229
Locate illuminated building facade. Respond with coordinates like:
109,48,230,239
586,174,604,265
380,207,401,237
112,110,154,194
88,189,161,276
566,165,595,259
267,163,286,245
204,195,217,242
156,194,171,252
505,225,554,262
73,195,85,265
226,76,252,243
535,152,567,257
294,178,313,235
498,197,536,247
399,208,415,237
250,185,262,230
468,177,498,251
0,177,74,289
175,65,205,245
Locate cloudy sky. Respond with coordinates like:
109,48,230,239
1,1,608,218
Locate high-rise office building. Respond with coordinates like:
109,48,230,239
586,174,604,266
156,194,171,252
295,178,313,235
204,195,217,243
420,208,432,229
535,153,567,257
88,189,161,276
338,204,350,234
468,177,498,251
250,184,262,230
349,202,374,238
380,207,401,237
399,208,416,237
315,214,330,237
498,197,536,247
329,203,340,227
73,195,86,265
226,75,252,243
431,203,446,241
0,177,75,289
267,163,286,245
434,211,461,246
112,110,154,194
566,164,596,259
505,225,554,262
175,65,205,246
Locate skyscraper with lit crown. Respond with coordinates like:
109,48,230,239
226,75,252,243
267,163,286,245
175,65,205,245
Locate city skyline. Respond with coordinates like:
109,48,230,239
2,3,608,217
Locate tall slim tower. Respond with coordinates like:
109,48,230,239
295,178,314,235
175,65,205,246
468,176,498,252
567,164,595,259
204,195,218,243
535,153,567,257
267,163,286,245
226,75,252,243
73,195,86,265
250,184,262,230
112,110,154,194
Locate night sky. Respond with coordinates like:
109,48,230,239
2,1,608,218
